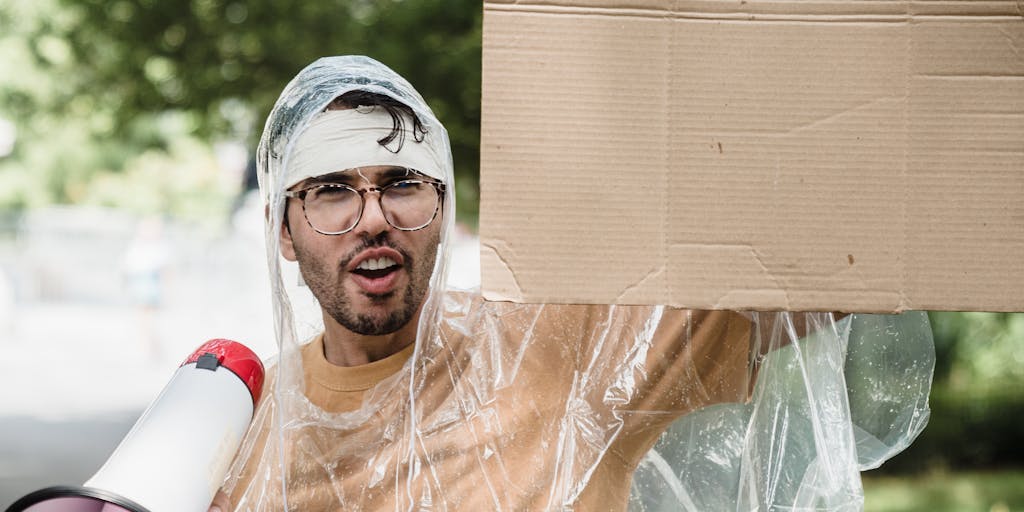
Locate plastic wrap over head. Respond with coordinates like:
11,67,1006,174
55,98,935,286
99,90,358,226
256,54,455,363
257,55,453,199
223,55,935,512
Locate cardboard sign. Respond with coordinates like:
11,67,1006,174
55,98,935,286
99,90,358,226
479,0,1024,313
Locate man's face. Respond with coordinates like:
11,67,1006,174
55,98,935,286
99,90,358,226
281,166,443,336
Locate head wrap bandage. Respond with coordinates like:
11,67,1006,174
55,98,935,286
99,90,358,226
285,107,444,190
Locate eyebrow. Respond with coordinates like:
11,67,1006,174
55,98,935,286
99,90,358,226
303,167,430,187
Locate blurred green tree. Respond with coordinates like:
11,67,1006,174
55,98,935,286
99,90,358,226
2,0,482,221
929,312,1024,392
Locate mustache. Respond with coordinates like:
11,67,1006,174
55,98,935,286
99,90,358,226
339,233,413,269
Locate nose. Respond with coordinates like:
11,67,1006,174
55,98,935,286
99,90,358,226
354,190,390,237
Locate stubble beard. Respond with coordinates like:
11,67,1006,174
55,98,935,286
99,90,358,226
294,232,439,336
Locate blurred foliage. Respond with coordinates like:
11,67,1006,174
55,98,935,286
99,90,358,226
864,469,1024,512
0,0,240,223
929,312,1024,392
0,0,482,223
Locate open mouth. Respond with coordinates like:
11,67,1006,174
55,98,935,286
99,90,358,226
346,248,406,295
351,256,401,279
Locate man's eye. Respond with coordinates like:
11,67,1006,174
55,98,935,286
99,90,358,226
310,186,355,203
386,180,425,194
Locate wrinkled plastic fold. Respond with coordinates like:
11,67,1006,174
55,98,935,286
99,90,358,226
223,56,934,511
630,313,933,511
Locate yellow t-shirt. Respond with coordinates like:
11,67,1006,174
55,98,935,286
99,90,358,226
226,298,752,511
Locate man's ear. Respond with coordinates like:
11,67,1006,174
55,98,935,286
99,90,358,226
277,203,298,262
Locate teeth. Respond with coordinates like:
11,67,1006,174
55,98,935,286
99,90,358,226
356,256,397,271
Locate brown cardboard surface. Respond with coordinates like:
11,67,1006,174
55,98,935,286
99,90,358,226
479,1,1024,312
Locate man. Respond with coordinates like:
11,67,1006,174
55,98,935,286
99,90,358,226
210,56,931,511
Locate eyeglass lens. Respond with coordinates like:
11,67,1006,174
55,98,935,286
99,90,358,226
303,181,439,234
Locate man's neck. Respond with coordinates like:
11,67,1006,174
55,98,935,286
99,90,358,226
320,310,421,367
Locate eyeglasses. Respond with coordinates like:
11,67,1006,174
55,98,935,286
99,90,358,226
284,178,445,235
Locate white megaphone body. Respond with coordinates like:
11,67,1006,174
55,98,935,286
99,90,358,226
6,339,264,512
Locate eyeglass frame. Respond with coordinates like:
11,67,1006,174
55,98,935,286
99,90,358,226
283,174,446,236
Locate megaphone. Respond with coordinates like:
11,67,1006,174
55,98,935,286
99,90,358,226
5,339,264,512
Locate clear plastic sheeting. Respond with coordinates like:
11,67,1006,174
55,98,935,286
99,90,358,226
221,55,935,511
629,313,934,511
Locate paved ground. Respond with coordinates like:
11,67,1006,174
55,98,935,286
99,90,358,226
0,412,138,509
